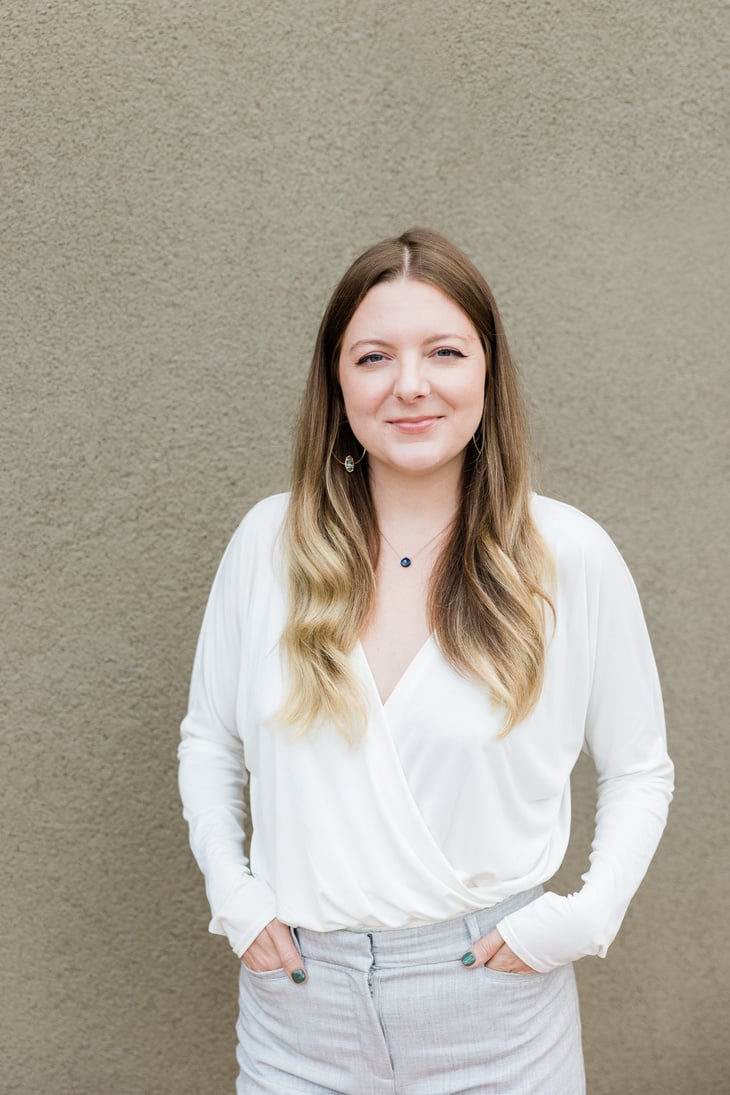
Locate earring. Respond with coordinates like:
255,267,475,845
333,448,366,473
471,429,485,457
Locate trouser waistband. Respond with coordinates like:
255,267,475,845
292,885,543,973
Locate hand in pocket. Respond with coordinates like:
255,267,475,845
241,917,307,983
461,927,538,974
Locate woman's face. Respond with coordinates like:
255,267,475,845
338,278,487,481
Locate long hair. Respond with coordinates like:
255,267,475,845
276,227,556,743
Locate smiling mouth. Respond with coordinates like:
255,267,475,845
389,416,442,433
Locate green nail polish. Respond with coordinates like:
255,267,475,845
461,951,476,966
291,968,307,983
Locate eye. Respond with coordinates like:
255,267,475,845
433,347,465,359
355,352,387,366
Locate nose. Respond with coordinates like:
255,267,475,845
392,355,430,401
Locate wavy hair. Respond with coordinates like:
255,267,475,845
276,227,556,742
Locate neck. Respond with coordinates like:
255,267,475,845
368,458,463,540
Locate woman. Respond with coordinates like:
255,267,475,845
178,227,674,1094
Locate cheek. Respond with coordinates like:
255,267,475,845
341,378,385,422
453,374,487,419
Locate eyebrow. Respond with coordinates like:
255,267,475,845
348,333,470,354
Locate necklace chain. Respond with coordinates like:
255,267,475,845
380,522,452,569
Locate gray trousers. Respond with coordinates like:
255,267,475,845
236,886,585,1094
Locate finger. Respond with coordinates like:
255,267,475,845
241,935,281,970
267,919,308,984
461,927,504,970
486,943,538,974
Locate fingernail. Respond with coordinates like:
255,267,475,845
461,951,476,966
291,968,307,983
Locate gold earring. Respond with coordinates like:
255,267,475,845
472,429,485,457
333,448,366,473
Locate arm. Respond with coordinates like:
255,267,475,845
496,523,674,973
178,521,277,957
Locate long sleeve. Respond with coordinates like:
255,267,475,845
496,521,674,972
178,520,277,957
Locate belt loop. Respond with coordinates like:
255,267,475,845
464,911,482,945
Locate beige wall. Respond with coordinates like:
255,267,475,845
2,2,728,1092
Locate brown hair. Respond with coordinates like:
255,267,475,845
276,227,556,742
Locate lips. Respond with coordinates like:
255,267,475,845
389,415,442,433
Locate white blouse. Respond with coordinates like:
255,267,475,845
178,491,673,973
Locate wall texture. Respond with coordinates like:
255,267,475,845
2,2,728,1092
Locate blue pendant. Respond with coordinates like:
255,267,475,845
400,557,412,568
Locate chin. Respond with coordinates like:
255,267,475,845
387,453,458,477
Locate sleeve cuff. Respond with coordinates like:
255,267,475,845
497,912,558,974
208,876,279,958
496,888,613,973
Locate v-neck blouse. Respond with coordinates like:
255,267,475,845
178,492,673,973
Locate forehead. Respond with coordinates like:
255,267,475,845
344,279,478,344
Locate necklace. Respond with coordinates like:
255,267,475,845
380,522,452,569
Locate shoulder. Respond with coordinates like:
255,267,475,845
238,491,291,535
529,491,632,580
224,491,291,569
530,491,610,547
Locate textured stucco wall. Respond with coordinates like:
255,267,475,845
2,2,728,1092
